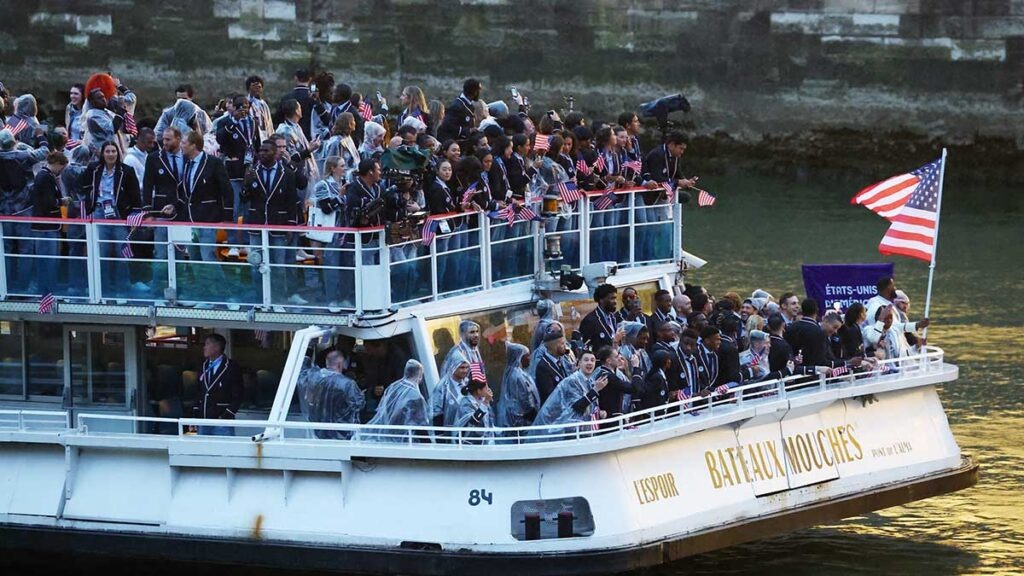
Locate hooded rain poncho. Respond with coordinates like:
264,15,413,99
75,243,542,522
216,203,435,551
496,343,540,429
529,370,600,439
359,359,429,442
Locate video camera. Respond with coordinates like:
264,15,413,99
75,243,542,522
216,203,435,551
380,145,431,188
639,93,691,138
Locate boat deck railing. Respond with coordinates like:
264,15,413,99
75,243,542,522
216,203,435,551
0,187,681,316
7,347,951,454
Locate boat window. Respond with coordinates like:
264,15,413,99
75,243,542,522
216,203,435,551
69,330,127,406
424,281,661,386
0,321,23,398
26,323,63,400
142,326,216,432
288,332,418,428
230,329,292,412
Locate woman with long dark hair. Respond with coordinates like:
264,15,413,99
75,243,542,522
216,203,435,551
82,140,142,299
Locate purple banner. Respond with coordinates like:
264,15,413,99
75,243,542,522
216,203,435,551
801,263,895,314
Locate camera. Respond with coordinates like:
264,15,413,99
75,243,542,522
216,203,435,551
582,261,618,291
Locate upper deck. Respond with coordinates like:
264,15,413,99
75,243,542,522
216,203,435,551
0,187,683,327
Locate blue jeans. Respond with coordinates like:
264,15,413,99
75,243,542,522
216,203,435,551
230,180,249,244
323,235,354,306
33,230,61,293
94,211,130,298
185,226,226,301
198,425,233,436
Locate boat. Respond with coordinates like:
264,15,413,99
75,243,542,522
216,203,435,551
0,186,977,574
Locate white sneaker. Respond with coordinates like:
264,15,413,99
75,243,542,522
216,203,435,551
226,303,241,311
131,282,150,292
288,293,308,305
327,301,342,313
295,249,315,261
226,247,240,258
271,306,286,313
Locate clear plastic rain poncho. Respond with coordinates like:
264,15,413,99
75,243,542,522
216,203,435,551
529,370,600,440
528,322,574,380
430,351,467,427
495,343,540,429
454,392,494,444
440,321,482,377
359,359,429,442
299,366,366,440
530,299,561,351
619,321,652,377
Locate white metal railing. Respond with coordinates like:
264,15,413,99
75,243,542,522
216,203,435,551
0,187,681,313
0,408,71,432
60,347,947,450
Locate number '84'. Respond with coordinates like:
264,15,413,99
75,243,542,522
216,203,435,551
468,489,493,506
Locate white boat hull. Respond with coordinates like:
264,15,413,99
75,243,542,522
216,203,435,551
0,366,977,574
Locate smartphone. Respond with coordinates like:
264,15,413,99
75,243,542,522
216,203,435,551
510,87,520,100
375,90,384,102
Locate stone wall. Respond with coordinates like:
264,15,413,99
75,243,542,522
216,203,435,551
3,0,1023,175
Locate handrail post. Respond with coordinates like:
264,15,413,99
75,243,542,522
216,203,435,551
0,221,7,300
580,196,590,267
88,221,101,302
166,224,177,297
479,213,490,289
628,191,636,265
354,231,363,313
429,229,438,300
673,199,683,262
261,228,272,308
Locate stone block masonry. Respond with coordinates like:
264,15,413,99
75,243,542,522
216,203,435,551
3,0,1022,176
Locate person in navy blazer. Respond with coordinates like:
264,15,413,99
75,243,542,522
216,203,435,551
193,333,243,436
179,130,232,302
81,140,142,298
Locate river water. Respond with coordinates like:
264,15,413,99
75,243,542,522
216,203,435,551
2,169,1020,575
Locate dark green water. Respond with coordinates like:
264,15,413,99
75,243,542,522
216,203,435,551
665,168,1024,575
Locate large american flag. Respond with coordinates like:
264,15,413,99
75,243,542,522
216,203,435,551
876,158,943,263
852,159,938,220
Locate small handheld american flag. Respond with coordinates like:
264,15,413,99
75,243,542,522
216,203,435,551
358,100,373,121
5,118,29,137
38,291,56,315
593,154,606,173
121,243,134,259
830,365,850,377
534,134,550,153
421,216,440,246
461,182,479,205
661,181,675,203
576,158,592,176
124,111,138,136
593,189,617,211
696,188,717,207
469,362,487,383
623,159,642,173
125,211,146,229
557,181,584,204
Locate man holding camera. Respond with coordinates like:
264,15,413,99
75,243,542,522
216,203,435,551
346,158,385,264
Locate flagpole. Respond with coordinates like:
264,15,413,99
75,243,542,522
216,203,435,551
921,147,947,341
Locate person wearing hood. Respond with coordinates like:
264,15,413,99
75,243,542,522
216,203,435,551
300,349,365,440
82,74,136,158
454,369,495,444
530,349,609,440
155,97,211,142
0,126,48,292
495,342,540,435
441,320,484,377
619,321,652,383
360,359,430,443
7,94,41,146
431,353,469,428
532,323,576,404
359,121,386,162
530,299,561,351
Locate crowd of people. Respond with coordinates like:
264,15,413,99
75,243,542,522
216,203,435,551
292,276,930,444
0,70,696,307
